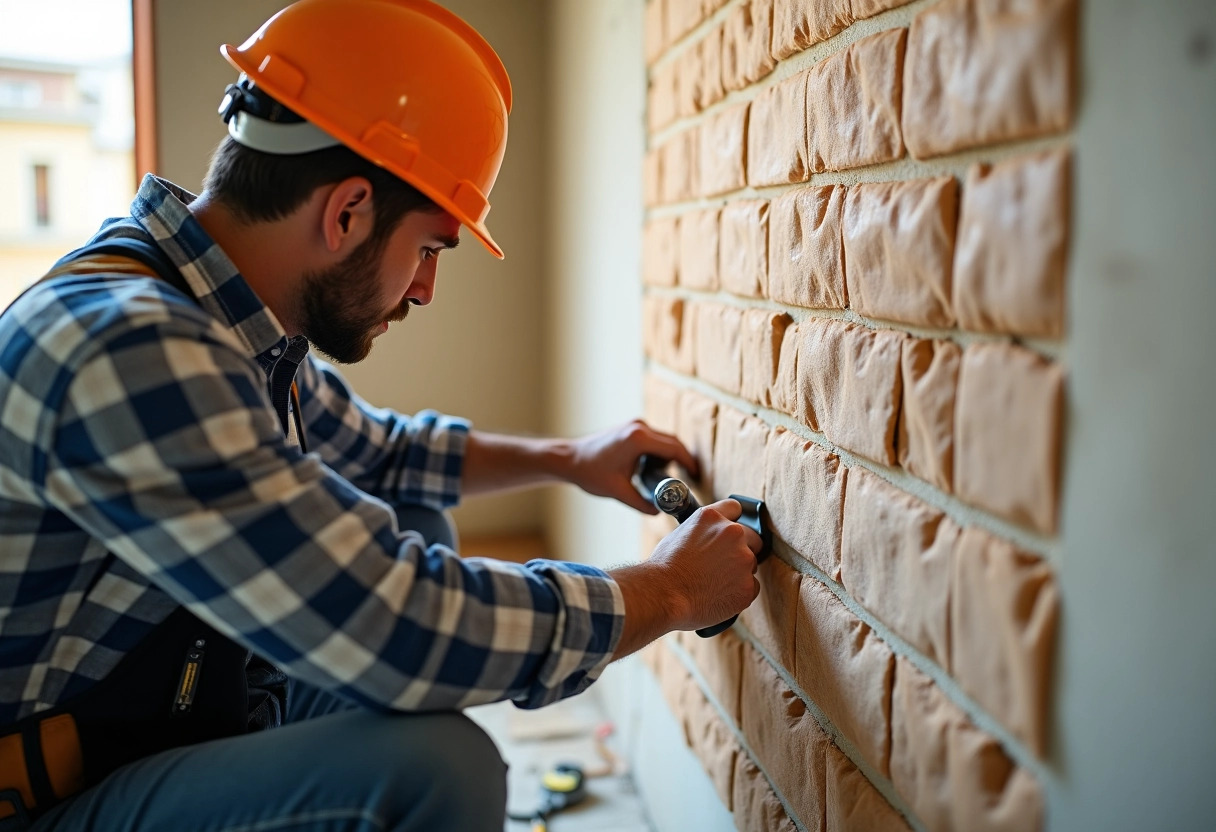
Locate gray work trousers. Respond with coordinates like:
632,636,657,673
30,506,508,832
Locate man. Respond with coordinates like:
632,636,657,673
0,1,762,830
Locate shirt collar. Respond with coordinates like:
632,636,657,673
128,174,292,361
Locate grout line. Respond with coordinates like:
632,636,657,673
727,625,930,832
647,360,1065,564
646,132,1074,213
761,541,1055,785
664,637,813,832
650,0,942,146
650,0,747,75
644,285,1069,363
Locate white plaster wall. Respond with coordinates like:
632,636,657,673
153,0,548,536
541,1,733,829
1049,2,1216,827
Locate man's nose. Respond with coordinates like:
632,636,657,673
408,260,438,306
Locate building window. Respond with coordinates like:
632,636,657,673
33,164,50,227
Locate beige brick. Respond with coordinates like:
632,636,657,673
661,128,699,204
768,185,847,309
699,24,727,110
899,338,960,493
643,295,696,374
741,309,791,408
891,658,1043,832
665,0,704,44
851,0,915,18
807,28,906,172
903,0,1077,159
746,70,811,187
644,148,663,208
686,684,740,810
840,468,958,669
796,577,894,776
645,0,667,64
955,343,1064,534
679,208,721,291
951,526,1058,757
739,554,802,671
648,60,680,133
772,0,853,60
677,44,703,120
720,200,769,298
740,644,827,830
732,753,800,832
713,405,771,503
825,742,913,832
643,372,683,436
954,150,1070,339
694,304,743,395
704,0,732,17
764,427,846,579
723,0,776,92
699,103,749,197
798,320,904,464
843,177,958,327
685,625,746,725
657,640,695,730
643,216,680,288
771,322,800,416
677,389,719,498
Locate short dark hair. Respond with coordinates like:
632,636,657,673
202,135,438,239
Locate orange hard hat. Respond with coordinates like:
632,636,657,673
220,0,512,259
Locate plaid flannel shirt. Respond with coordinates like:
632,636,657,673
0,175,624,726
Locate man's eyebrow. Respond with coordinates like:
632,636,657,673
432,234,460,250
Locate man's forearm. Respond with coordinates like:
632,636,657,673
461,430,576,496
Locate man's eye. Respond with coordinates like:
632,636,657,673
422,248,437,261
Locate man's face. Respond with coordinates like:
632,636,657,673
297,208,462,363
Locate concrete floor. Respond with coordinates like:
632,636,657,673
469,693,654,832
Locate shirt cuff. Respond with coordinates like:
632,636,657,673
514,559,625,709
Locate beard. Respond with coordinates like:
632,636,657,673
296,231,410,364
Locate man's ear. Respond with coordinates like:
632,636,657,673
321,176,375,254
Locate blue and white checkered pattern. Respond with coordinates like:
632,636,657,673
0,175,624,725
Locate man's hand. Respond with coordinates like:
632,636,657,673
567,419,699,514
610,499,763,659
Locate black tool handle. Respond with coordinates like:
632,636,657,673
631,455,771,638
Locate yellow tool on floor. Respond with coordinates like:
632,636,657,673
508,762,587,832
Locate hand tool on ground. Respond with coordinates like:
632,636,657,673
507,762,588,832
632,454,771,637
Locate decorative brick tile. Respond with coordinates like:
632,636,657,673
700,103,750,197
679,208,721,291
740,644,828,830
643,295,696,373
898,338,960,493
645,0,667,64
951,526,1058,757
658,639,695,731
686,683,740,810
665,0,704,45
733,753,801,832
723,0,777,92
954,150,1070,338
851,0,915,18
684,625,746,725
648,60,679,133
661,128,700,203
824,742,913,832
807,28,907,172
768,185,847,309
644,148,663,207
798,319,904,465
720,200,769,298
746,70,811,187
677,42,705,119
772,0,853,60
642,216,680,288
643,372,683,435
903,0,1077,158
695,304,744,395
739,553,802,671
714,404,771,503
699,24,727,110
771,322,801,416
843,177,958,327
764,427,847,579
840,467,958,669
677,388,719,498
795,576,895,776
741,309,792,408
955,343,1064,534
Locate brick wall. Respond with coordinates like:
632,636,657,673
639,0,1075,829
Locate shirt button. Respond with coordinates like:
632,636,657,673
270,347,281,356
